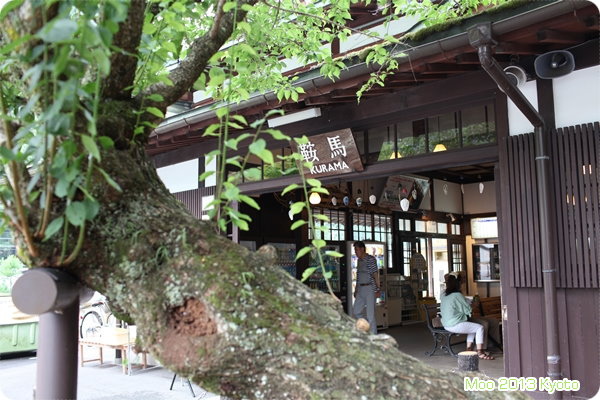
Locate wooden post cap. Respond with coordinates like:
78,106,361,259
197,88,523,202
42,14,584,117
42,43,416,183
11,268,79,315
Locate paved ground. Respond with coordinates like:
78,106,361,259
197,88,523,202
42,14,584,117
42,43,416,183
0,322,504,400
0,351,220,400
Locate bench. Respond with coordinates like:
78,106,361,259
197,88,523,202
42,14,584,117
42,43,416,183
471,296,501,320
422,303,463,357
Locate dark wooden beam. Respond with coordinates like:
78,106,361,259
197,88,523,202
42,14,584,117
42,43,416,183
537,29,585,44
422,63,480,74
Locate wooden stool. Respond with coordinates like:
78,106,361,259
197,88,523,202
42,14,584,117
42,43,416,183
457,351,479,371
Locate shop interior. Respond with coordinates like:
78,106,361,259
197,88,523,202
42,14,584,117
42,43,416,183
238,163,502,331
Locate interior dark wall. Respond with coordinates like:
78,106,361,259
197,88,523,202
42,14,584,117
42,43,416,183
240,193,295,246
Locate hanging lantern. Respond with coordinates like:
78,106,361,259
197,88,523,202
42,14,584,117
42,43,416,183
400,198,410,211
309,192,321,205
331,196,337,206
369,194,376,205
343,196,350,206
479,182,485,194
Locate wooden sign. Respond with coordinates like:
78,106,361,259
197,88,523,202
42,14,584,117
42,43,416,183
294,128,363,178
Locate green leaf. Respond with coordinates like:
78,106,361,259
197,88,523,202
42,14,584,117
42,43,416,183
0,146,15,161
281,183,299,196
0,0,24,20
325,250,343,258
290,220,307,230
97,167,122,192
296,246,312,261
238,194,260,210
209,67,226,87
98,136,114,149
290,201,305,215
311,239,326,249
146,94,164,102
232,218,249,231
306,178,321,188
324,271,333,279
199,171,215,181
81,135,100,160
146,107,164,118
43,217,64,241
301,266,317,281
223,1,237,12
38,19,78,43
263,129,290,141
66,201,86,227
83,198,100,220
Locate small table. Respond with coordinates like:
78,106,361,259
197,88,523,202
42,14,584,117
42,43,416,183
79,336,147,375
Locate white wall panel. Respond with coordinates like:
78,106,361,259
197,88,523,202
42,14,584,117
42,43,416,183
156,159,198,193
553,65,600,128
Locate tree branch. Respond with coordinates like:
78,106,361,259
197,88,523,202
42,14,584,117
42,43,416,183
137,0,259,124
101,0,146,100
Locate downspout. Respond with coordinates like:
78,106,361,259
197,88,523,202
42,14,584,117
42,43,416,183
467,23,562,395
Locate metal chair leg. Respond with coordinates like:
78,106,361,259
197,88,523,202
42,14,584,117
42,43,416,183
169,373,177,390
186,379,196,397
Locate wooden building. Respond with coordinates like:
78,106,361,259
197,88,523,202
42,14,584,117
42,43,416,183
150,1,599,398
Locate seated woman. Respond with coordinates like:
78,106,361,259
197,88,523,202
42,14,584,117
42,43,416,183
440,274,495,360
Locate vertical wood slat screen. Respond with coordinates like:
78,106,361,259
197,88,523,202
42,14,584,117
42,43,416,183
174,187,215,220
552,122,599,288
505,122,599,288
505,132,542,288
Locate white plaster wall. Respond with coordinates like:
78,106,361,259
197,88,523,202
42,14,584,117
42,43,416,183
507,80,538,136
156,159,198,193
432,179,462,214
553,65,600,128
462,181,496,215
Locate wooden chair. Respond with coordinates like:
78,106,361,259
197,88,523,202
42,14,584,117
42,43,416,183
422,303,462,357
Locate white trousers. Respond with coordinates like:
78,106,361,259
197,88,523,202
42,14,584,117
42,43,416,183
444,321,484,345
353,285,377,334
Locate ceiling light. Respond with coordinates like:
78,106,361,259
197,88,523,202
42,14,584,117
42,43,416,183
433,143,447,152
267,107,321,128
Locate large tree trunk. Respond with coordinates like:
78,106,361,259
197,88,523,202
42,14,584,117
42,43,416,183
55,142,517,400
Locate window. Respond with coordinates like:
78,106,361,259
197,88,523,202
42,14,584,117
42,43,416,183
451,223,461,235
398,218,411,231
462,103,496,146
452,243,464,272
373,214,393,268
352,212,373,241
310,208,346,241
428,112,459,152
357,101,496,165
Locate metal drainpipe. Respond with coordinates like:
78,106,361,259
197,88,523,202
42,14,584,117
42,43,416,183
468,23,562,396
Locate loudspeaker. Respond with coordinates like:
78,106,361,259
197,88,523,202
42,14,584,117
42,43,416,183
503,65,527,87
534,50,575,79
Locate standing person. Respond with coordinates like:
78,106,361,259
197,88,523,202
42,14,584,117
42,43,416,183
440,274,495,360
352,241,381,334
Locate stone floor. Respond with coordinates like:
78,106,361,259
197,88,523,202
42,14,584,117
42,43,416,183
0,321,504,400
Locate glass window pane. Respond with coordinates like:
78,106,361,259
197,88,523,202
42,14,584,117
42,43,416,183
415,220,426,232
353,131,366,164
366,125,395,163
437,222,448,234
396,120,426,158
462,103,496,147
282,147,299,176
428,112,458,152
